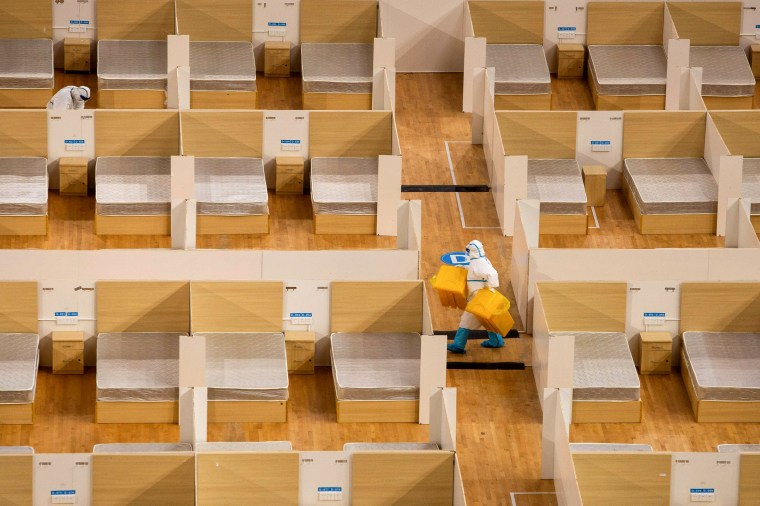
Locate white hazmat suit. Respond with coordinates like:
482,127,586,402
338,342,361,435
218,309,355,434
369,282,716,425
48,86,91,110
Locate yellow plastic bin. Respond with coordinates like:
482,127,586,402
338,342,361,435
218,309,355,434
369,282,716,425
430,265,468,309
465,289,514,336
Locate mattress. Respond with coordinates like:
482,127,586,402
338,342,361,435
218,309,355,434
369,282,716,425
93,443,192,453
311,157,378,215
95,157,171,216
195,158,269,216
558,332,640,402
0,334,39,404
189,41,257,92
717,444,760,453
624,158,718,215
0,158,48,216
527,159,587,215
486,44,551,95
301,43,373,94
0,447,33,454
689,46,755,97
587,45,666,96
196,442,293,452
96,333,183,402
344,443,440,452
202,333,289,401
330,333,421,401
0,38,54,89
97,40,167,90
743,158,760,215
569,443,653,452
682,332,760,402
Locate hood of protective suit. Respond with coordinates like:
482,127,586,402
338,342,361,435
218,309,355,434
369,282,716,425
466,240,485,259
71,86,91,101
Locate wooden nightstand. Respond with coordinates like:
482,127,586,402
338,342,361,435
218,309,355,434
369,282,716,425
640,332,672,374
52,331,84,374
582,165,607,207
264,41,291,77
275,156,305,195
752,45,760,79
59,157,88,196
64,38,91,72
285,331,315,374
557,43,585,79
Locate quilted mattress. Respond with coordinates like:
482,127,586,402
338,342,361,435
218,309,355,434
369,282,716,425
717,444,760,453
555,332,640,402
331,333,421,401
93,443,193,453
624,158,718,215
689,46,755,97
201,333,289,401
0,447,34,454
588,45,667,96
0,38,54,89
95,157,171,216
0,333,39,404
196,441,293,452
569,443,653,452
301,43,373,94
527,159,587,215
682,332,760,401
96,333,183,402
195,157,269,216
486,44,551,95
743,158,760,215
98,40,167,90
190,41,256,92
344,443,440,451
311,157,378,215
0,158,48,216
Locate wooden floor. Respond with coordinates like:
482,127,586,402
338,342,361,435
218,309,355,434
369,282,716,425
1,71,755,505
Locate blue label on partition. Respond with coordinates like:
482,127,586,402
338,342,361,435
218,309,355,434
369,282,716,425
268,22,287,27
54,312,66,317
69,20,90,25
441,252,470,266
290,312,313,318
64,139,85,144
67,312,79,317
590,140,611,146
756,24,760,29
690,488,715,494
51,490,76,496
317,487,342,492
644,312,666,317
281,139,301,144
558,26,577,32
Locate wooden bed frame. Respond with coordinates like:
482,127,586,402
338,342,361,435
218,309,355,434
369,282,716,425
300,0,377,111
95,215,171,236
331,281,424,423
208,400,287,423
98,90,167,110
540,213,588,235
313,214,377,235
752,215,760,234
190,91,257,109
197,215,269,235
96,401,178,424
0,216,47,236
470,1,551,110
679,282,760,423
586,2,666,111
572,400,643,423
0,89,53,109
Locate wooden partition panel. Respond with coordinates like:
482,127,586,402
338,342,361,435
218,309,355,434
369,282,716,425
497,112,576,158
0,111,48,157
191,281,283,332
96,281,190,333
587,2,664,45
681,283,760,333
98,0,176,40
0,282,37,333
95,111,180,157
310,112,392,157
0,1,51,38
351,452,454,505
331,281,423,333
197,452,299,505
176,0,251,41
740,453,760,506
0,455,33,504
573,453,671,506
709,111,760,157
623,112,705,158
536,282,627,332
91,454,195,506
469,1,544,44
667,2,741,46
301,0,378,43
180,111,263,157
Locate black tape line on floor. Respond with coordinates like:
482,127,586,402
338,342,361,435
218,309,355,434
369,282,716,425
447,362,525,370
438,329,520,339
401,185,491,193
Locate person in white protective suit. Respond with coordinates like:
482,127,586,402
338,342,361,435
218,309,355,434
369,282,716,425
447,240,504,354
47,86,91,110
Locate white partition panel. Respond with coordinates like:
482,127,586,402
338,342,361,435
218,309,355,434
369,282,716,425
545,2,586,73
552,389,582,504
666,38,689,110
167,66,190,110
377,155,402,236
707,248,760,279
463,37,486,113
663,2,678,51
171,155,196,249
503,155,528,237
512,200,540,332
738,200,760,248
47,110,96,190
627,281,681,365
167,35,189,71
34,454,92,506
282,279,330,365
419,335,447,425
704,115,731,180
532,287,551,409
576,111,624,189
263,111,309,189
252,0,300,72
688,67,705,111
299,451,350,506
429,387,457,451
179,386,207,445
717,155,744,237
52,2,95,68
421,281,434,337
482,71,496,177
396,200,422,251
261,250,419,280
670,452,740,506
373,38,396,111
